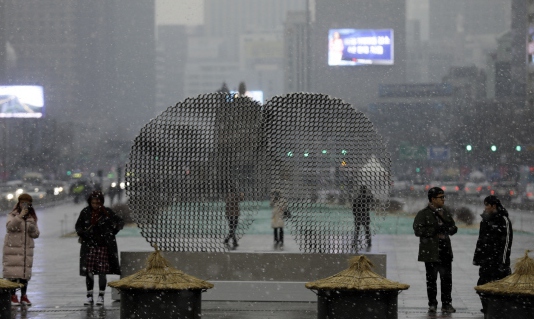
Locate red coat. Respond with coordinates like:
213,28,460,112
2,210,40,279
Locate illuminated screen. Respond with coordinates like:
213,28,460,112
0,85,45,118
328,29,394,66
230,90,264,104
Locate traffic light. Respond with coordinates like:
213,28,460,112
322,150,327,154
516,145,522,152
466,145,472,151
341,149,347,155
490,145,497,152
67,170,72,176
303,152,309,157
416,167,421,173
287,151,294,157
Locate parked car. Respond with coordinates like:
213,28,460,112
463,171,491,197
428,177,464,197
491,180,519,202
42,180,69,198
21,184,47,201
391,177,412,196
525,183,534,201
0,185,18,210
22,172,44,185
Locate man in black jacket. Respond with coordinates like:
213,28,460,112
473,195,513,314
413,187,458,314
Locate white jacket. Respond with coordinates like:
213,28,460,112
271,198,288,228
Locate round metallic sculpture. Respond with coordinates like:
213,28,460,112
127,92,391,252
264,93,391,253
127,93,263,252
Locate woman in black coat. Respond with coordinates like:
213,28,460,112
76,191,124,306
473,195,513,314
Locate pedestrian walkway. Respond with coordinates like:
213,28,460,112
2,201,533,318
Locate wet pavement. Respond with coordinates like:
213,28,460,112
1,199,532,318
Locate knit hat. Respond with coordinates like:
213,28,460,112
18,193,33,202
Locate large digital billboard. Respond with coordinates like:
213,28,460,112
328,29,394,66
0,85,45,118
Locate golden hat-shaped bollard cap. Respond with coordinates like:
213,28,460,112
109,248,214,291
305,255,410,291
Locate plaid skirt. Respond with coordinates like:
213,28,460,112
86,246,111,274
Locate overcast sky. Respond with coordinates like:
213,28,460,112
156,0,204,25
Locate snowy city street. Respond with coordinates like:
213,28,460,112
2,0,534,318
0,197,530,318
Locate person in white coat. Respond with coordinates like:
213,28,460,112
3,193,40,306
271,190,288,249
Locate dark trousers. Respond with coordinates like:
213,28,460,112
8,279,28,296
86,273,107,292
273,228,284,243
477,264,511,312
425,261,452,307
225,216,239,244
354,218,371,247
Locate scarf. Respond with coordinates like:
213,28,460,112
428,203,448,239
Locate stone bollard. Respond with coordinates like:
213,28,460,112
0,279,23,318
475,250,534,319
306,255,409,319
108,249,213,319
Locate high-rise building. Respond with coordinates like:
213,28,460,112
181,0,306,100
485,32,512,99
204,0,305,38
0,0,6,83
312,0,407,110
429,0,510,40
407,0,512,83
4,1,79,118
203,0,305,63
4,0,155,142
2,1,155,173
156,25,188,115
513,0,530,104
284,11,310,93
428,0,510,80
